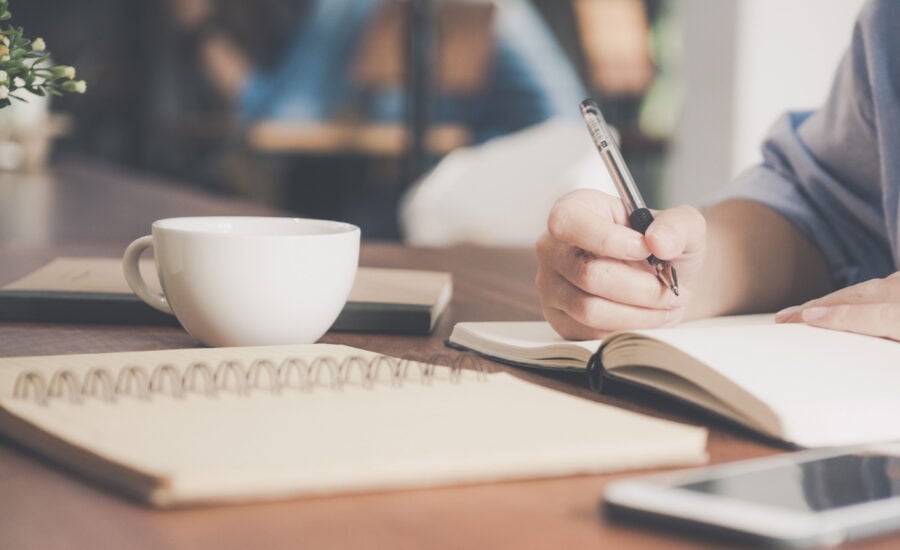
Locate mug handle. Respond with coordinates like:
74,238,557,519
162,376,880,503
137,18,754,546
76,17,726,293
122,235,173,314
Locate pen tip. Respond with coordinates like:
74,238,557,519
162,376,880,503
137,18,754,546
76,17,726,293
655,263,679,296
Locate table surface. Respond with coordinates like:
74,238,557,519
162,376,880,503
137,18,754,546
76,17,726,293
0,160,894,550
247,121,470,156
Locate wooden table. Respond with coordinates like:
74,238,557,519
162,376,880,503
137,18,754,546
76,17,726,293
247,121,470,157
0,159,893,549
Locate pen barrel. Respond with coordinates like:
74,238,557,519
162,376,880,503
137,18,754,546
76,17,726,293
601,147,647,213
581,99,647,213
629,208,662,266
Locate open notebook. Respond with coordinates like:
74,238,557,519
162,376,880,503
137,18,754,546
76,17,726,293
448,315,900,448
0,257,452,334
0,344,707,507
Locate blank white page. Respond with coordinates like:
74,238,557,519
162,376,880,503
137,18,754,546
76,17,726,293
620,324,900,447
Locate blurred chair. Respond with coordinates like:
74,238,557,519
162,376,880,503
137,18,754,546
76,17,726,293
236,0,592,242
246,0,496,157
353,1,495,96
573,0,654,96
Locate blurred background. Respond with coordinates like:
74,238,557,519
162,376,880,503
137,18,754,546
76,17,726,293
9,0,865,243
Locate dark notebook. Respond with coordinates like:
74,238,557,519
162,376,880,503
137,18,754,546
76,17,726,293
0,258,452,334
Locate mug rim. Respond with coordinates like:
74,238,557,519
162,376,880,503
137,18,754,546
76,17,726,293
150,216,360,238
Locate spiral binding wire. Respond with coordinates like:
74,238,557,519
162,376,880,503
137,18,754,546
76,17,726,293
12,353,486,405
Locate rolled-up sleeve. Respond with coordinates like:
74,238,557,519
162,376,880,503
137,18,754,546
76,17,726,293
717,0,896,288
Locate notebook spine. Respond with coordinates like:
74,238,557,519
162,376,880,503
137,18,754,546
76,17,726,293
587,348,606,393
12,352,485,405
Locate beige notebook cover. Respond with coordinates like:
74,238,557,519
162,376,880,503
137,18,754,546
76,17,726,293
0,344,707,507
1,257,452,333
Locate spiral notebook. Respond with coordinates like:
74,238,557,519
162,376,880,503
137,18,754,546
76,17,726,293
0,344,707,507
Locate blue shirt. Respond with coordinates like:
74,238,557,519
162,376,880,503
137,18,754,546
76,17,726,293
239,0,587,144
721,0,900,288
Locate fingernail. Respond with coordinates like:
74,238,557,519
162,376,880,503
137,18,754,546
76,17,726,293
775,306,800,322
802,307,829,321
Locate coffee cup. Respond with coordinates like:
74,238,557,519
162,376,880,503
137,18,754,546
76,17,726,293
123,216,360,347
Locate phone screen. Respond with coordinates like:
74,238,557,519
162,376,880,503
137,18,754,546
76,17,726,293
679,453,900,512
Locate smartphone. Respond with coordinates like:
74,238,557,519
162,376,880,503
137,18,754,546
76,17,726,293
604,445,900,548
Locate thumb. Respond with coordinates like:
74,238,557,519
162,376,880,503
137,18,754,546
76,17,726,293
643,205,706,261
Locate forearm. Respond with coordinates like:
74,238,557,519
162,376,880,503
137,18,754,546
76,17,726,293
687,199,833,318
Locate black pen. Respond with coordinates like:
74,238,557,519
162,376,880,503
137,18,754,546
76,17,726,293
579,99,679,296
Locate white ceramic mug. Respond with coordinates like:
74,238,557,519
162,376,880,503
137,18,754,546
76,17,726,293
123,217,360,347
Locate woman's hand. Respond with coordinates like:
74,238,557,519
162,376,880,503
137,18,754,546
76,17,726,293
775,272,900,341
535,189,707,340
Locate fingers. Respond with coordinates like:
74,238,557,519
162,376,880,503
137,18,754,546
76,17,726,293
536,232,686,309
548,192,707,263
775,277,900,323
547,190,651,261
645,205,707,261
536,266,684,336
773,274,900,342
800,303,900,341
538,191,701,337
543,307,610,341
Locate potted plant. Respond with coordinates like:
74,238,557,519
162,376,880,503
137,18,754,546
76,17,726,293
0,0,85,170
